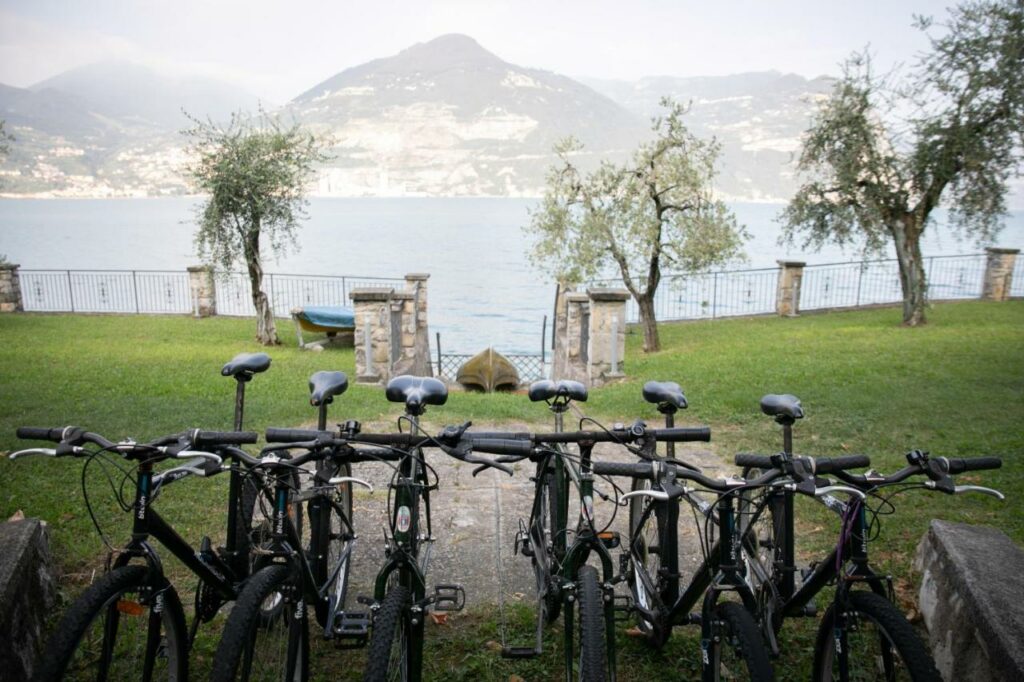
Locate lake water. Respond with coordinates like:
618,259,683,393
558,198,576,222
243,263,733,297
1,198,1021,353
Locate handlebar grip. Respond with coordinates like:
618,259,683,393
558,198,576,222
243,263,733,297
465,431,532,440
945,456,1002,474
651,426,711,442
815,455,871,474
194,430,258,446
592,461,656,478
16,427,67,442
734,453,774,469
467,439,534,456
265,428,327,443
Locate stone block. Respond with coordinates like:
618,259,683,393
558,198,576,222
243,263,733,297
776,260,805,316
0,518,57,681
981,248,1019,301
914,519,1024,682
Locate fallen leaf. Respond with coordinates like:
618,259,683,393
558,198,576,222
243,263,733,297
8,509,25,522
485,640,503,653
430,612,449,625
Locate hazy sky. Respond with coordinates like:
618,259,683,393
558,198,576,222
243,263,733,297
1,0,950,102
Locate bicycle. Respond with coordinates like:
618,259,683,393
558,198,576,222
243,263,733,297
606,426,870,681
737,430,1003,680
11,426,259,681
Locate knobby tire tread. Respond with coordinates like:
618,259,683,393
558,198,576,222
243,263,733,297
577,565,608,682
363,585,411,682
710,602,773,682
32,564,188,682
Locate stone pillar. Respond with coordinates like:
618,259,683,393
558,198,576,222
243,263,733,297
389,290,418,377
551,281,575,379
0,263,23,313
404,273,432,376
350,288,394,384
556,292,590,383
187,266,217,317
0,517,56,680
587,288,630,387
981,247,1019,301
776,260,806,317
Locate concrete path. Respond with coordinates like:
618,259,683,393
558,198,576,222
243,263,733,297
333,421,734,620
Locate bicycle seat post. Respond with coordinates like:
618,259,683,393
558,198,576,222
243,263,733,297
660,406,677,458
233,373,251,431
550,398,570,433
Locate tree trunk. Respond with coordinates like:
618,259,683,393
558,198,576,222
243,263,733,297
892,217,927,326
246,256,279,345
637,294,660,352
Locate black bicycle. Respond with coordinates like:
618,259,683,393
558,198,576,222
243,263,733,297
11,426,259,681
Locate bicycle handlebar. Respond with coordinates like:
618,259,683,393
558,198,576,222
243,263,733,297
734,453,871,474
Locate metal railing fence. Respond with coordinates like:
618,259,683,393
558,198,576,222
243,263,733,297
19,270,191,314
434,352,547,384
589,253,992,323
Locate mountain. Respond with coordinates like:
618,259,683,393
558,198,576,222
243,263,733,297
31,60,264,130
288,34,647,196
0,39,837,200
580,71,835,201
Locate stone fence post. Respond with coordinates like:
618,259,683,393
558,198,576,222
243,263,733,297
981,248,1019,301
350,288,394,384
776,260,805,317
550,282,575,381
0,263,23,313
405,273,432,376
389,290,418,377
587,288,629,387
187,266,217,317
556,292,590,384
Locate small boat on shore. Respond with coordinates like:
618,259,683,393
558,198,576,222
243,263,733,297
456,347,520,392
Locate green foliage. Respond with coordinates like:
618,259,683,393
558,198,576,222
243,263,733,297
184,112,326,272
530,101,745,287
782,1,1024,324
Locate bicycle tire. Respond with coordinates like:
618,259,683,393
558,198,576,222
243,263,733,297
627,478,676,647
310,461,354,629
209,564,308,682
576,565,608,682
704,601,773,682
32,564,188,682
362,585,411,682
532,462,563,624
811,590,940,681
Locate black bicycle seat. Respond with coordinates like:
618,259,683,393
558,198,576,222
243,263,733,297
642,381,687,411
308,371,348,406
528,379,588,403
760,394,804,422
221,352,271,378
385,375,448,415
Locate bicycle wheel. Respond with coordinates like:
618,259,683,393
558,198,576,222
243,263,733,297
531,462,563,623
32,564,188,682
310,462,354,628
627,478,675,647
811,590,940,681
362,584,411,682
704,601,773,682
576,565,608,682
209,564,309,682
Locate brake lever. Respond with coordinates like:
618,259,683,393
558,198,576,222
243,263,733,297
328,475,374,493
620,489,671,503
174,450,223,465
468,457,513,477
950,484,1004,500
813,484,866,500
9,448,58,459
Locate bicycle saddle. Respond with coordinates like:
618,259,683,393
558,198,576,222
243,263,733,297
308,371,348,406
642,381,687,412
760,394,804,422
385,375,448,415
528,379,588,403
221,352,271,378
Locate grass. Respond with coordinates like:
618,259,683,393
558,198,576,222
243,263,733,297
0,301,1021,680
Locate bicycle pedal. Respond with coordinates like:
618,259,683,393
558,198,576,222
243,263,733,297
514,529,533,557
501,646,540,659
431,584,466,612
598,531,620,549
332,611,370,649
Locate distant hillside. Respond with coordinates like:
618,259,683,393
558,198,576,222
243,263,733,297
289,34,647,196
0,41,837,200
581,71,835,201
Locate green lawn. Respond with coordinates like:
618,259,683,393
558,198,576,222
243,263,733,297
0,301,1021,680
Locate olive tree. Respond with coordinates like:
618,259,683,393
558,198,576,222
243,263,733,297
529,100,746,352
783,0,1024,326
185,112,325,344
